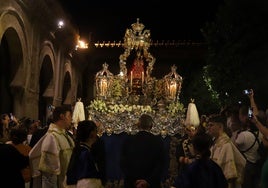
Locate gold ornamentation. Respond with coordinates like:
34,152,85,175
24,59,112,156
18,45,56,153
88,19,186,137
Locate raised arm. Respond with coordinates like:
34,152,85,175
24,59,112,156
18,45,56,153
251,115,268,140
248,89,259,116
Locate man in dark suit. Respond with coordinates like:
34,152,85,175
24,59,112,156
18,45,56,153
120,114,165,188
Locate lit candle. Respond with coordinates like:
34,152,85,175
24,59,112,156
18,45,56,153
100,78,108,96
100,80,103,96
170,82,177,99
130,71,133,88
142,71,144,85
102,79,107,96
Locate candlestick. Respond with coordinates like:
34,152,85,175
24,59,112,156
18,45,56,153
100,80,103,96
130,71,133,88
103,79,107,96
170,82,177,99
100,78,108,96
142,71,144,85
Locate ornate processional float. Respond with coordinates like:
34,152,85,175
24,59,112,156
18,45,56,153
87,19,186,137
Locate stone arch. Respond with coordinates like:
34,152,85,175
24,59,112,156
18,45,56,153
76,82,83,99
0,8,29,116
62,70,72,105
38,42,56,125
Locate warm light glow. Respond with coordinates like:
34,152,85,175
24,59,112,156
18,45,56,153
170,81,177,99
87,20,185,138
130,71,133,88
76,40,88,50
141,71,144,85
100,78,108,96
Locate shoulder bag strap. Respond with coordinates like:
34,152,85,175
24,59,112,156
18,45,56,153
239,131,258,153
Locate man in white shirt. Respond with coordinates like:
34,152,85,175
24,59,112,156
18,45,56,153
29,105,75,188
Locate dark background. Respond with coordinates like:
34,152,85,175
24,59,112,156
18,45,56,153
56,0,268,123
59,0,224,41
57,0,224,111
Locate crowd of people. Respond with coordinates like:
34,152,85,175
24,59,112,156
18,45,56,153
0,89,268,188
173,89,268,188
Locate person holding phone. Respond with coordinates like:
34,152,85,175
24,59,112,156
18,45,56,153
237,105,262,188
8,113,19,129
245,89,268,188
0,113,18,143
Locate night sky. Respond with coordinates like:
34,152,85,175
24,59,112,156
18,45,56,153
59,0,224,42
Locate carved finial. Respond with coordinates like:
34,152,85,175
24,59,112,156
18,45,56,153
131,18,145,33
103,62,108,69
171,65,177,73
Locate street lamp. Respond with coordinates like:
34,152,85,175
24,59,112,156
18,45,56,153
57,20,64,29
50,19,65,38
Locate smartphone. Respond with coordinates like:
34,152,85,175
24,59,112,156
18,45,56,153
10,113,14,121
243,89,251,95
248,107,253,119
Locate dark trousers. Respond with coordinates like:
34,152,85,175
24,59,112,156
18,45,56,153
242,161,261,188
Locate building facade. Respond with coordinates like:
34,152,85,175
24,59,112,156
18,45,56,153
0,0,80,123
0,0,209,123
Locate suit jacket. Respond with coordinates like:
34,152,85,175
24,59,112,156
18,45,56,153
120,131,165,188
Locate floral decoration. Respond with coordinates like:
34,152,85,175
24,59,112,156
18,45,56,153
87,99,154,114
167,101,185,116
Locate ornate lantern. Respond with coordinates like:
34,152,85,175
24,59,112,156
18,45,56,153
95,63,114,99
164,65,183,101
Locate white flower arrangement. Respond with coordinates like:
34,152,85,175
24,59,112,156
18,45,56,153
167,101,185,116
87,99,154,114
87,99,108,113
87,99,186,137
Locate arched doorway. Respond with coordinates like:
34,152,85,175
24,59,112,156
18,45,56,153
76,82,83,99
39,55,53,126
62,71,71,105
0,28,23,114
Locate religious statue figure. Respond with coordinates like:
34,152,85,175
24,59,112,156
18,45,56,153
132,53,144,79
145,52,155,81
130,52,145,95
